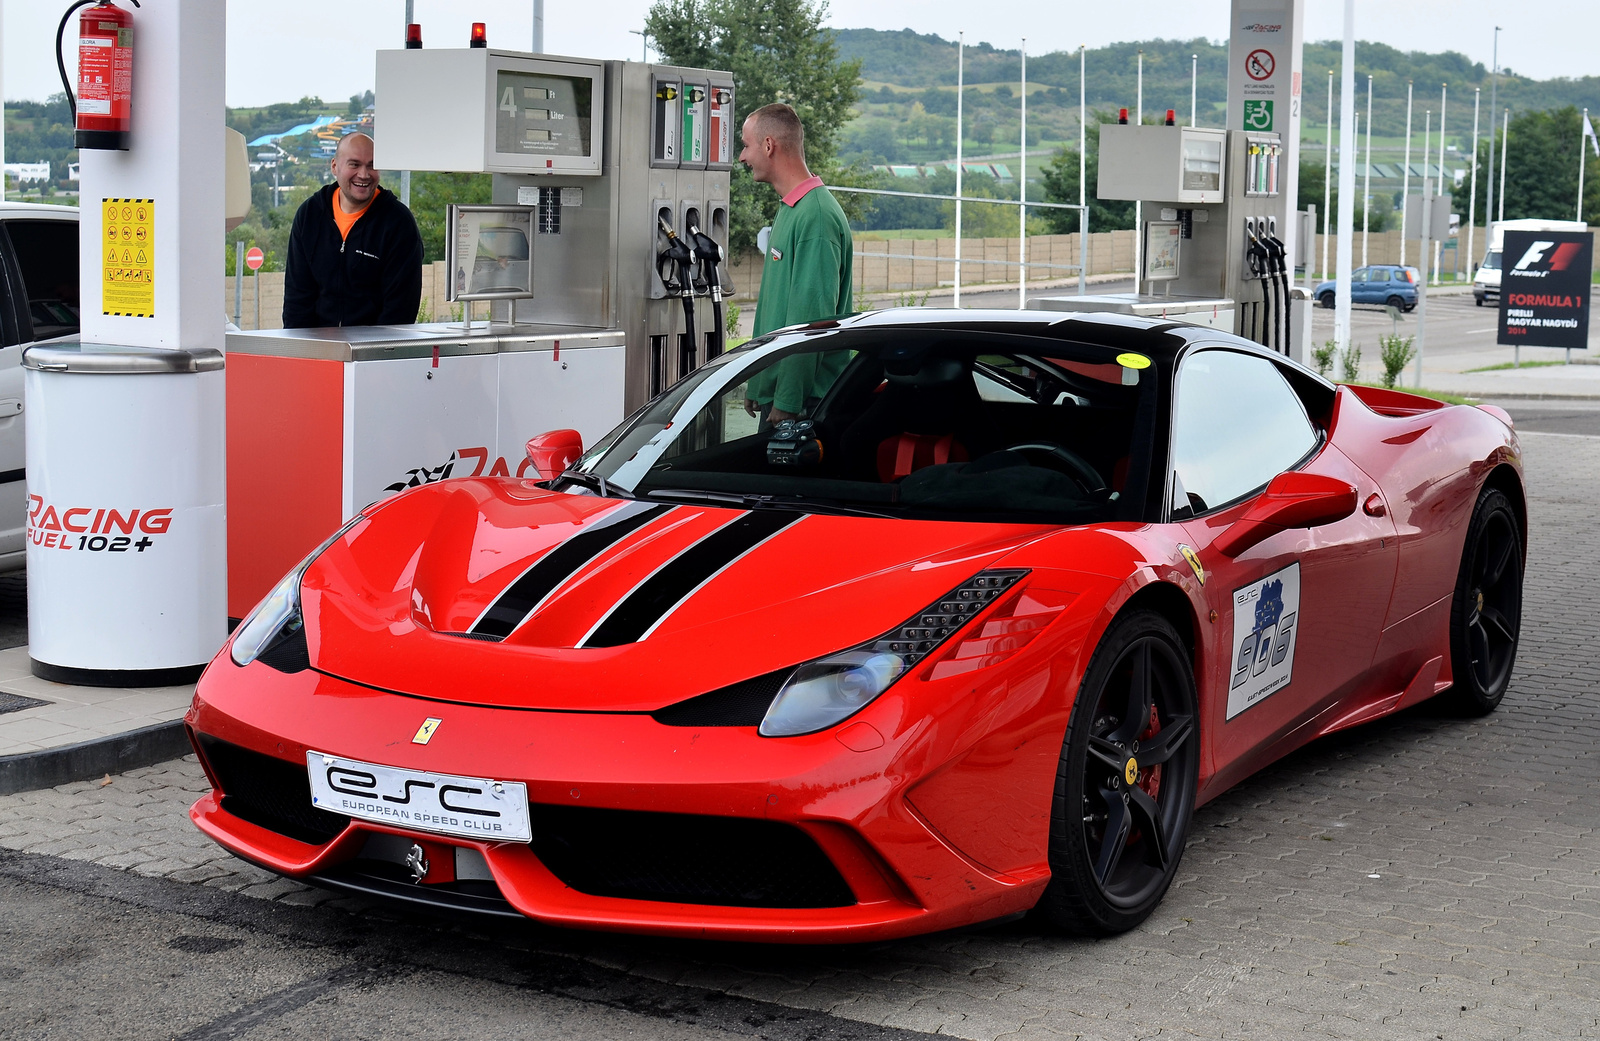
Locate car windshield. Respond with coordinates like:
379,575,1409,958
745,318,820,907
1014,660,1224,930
568,327,1156,524
1481,251,1501,270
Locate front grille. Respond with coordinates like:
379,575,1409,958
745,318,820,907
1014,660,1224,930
256,626,310,673
529,804,855,909
196,735,348,844
651,667,794,727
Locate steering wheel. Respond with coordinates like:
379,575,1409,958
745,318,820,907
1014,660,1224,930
1003,442,1109,497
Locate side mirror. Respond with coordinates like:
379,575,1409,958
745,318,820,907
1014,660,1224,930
1213,471,1358,558
525,429,583,479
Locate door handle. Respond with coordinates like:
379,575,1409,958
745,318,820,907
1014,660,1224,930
0,399,20,416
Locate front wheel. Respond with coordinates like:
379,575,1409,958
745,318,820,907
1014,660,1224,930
1037,610,1198,935
1441,487,1523,715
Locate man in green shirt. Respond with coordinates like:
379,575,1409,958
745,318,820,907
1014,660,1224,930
739,103,854,423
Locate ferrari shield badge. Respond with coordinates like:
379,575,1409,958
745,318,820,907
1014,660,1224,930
1178,544,1205,586
1226,562,1300,720
412,717,442,745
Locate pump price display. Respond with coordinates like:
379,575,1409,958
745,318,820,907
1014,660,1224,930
494,72,592,158
102,197,155,318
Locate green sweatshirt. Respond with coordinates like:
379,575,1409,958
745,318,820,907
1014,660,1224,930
748,181,854,415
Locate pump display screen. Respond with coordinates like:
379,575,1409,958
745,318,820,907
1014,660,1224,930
494,72,593,158
1181,136,1222,192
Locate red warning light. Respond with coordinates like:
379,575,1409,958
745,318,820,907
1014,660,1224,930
405,23,423,48
470,22,488,47
1118,107,1129,124
1165,109,1176,126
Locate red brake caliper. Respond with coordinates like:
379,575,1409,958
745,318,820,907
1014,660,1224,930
1138,704,1162,802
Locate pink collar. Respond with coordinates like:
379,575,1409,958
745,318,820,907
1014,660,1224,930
781,175,825,207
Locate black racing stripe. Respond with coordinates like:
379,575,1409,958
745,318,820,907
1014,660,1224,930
582,511,802,648
0,469,22,485
470,502,674,638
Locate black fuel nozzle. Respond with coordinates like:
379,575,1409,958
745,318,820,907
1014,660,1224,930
656,216,697,296
686,223,725,301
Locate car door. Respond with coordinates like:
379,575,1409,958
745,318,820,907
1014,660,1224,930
1165,348,1398,782
0,217,79,564
1349,266,1374,303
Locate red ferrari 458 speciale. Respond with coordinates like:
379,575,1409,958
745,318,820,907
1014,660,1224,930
187,309,1525,942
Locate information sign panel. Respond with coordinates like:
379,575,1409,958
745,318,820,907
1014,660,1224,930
102,197,155,318
1497,230,1593,350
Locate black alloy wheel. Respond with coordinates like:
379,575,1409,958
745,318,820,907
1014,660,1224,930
1319,291,1336,309
1386,295,1406,310
1442,487,1523,715
1037,610,1198,935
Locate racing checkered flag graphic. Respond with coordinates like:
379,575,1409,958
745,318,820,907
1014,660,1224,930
385,453,459,493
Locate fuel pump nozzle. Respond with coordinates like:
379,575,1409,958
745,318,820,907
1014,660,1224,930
656,216,699,379
686,223,728,358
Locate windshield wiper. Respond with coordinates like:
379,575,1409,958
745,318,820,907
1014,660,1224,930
553,470,628,499
644,487,895,519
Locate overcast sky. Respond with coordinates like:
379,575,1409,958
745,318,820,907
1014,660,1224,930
1,0,1593,109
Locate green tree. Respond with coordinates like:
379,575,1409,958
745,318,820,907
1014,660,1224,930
644,0,863,257
408,173,493,263
1459,106,1599,226
1037,114,1134,234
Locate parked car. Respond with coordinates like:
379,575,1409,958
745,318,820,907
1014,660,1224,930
188,308,1525,942
1313,265,1417,311
0,202,80,572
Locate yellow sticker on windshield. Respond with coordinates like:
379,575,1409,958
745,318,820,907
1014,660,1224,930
1116,352,1152,370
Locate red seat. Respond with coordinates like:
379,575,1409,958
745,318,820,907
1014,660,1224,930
876,433,969,483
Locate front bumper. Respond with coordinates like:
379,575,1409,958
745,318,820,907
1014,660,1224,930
186,660,1052,943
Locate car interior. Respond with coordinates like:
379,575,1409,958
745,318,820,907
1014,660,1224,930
631,333,1159,524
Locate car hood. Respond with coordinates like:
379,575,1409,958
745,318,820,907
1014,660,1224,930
301,480,1060,712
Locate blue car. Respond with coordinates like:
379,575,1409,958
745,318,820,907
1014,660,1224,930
1313,265,1418,311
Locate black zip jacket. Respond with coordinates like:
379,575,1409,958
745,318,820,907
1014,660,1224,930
282,184,424,328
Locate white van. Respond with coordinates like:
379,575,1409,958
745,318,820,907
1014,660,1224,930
0,202,80,572
1473,218,1588,306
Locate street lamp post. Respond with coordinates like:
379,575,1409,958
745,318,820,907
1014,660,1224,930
1191,54,1198,127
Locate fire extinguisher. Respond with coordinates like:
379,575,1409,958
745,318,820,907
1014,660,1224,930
56,0,141,151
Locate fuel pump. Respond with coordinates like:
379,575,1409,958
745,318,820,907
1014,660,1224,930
56,0,141,151
655,216,699,378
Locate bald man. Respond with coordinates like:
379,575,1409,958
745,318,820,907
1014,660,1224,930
283,132,424,328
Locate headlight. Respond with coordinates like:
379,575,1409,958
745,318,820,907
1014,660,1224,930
758,569,1028,737
230,515,365,667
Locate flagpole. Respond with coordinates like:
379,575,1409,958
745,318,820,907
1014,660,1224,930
1467,89,1480,279
1019,38,1027,309
1362,75,1372,266
1078,45,1086,296
955,32,964,307
1400,81,1412,266
1322,70,1334,281
1134,49,1143,293
1578,108,1589,223
1499,108,1508,222
1437,84,1447,285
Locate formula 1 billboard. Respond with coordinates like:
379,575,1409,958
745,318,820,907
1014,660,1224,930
1497,230,1593,350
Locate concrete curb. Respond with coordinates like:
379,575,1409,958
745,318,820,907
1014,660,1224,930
0,719,191,796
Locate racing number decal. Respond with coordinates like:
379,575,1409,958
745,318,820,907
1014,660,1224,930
1226,562,1301,720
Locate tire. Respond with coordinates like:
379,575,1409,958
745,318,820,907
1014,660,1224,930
1319,291,1335,309
1386,295,1405,310
1037,609,1199,935
1475,296,1485,307
1441,487,1523,715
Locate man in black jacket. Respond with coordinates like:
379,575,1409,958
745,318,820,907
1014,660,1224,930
282,133,424,328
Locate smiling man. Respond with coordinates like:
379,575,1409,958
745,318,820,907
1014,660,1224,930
282,132,424,328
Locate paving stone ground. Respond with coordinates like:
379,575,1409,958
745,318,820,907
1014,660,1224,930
1,431,1595,1041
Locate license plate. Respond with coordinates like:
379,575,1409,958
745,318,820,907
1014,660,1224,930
306,751,532,843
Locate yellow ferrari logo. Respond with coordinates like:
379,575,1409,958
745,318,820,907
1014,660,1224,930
1124,757,1140,785
1179,544,1205,586
412,718,442,745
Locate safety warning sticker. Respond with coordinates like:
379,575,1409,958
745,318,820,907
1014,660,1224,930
1227,561,1300,720
102,197,154,318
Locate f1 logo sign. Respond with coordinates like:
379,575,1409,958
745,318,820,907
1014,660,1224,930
1513,240,1584,272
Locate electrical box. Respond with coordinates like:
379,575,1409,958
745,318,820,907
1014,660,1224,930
374,49,604,176
1096,124,1228,205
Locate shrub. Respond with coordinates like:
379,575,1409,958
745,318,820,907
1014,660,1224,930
1311,339,1337,377
1379,334,1417,388
1341,345,1362,383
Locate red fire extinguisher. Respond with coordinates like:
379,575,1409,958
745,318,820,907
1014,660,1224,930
56,0,141,151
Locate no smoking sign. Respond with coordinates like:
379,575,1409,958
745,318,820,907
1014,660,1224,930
1246,49,1275,81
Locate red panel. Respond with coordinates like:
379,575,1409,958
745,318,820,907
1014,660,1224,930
227,354,344,618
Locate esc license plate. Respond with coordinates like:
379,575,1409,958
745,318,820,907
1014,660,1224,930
306,752,532,843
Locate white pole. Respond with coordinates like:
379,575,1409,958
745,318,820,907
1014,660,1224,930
1486,28,1500,242
1416,110,1431,386
1191,54,1198,127
1499,108,1508,221
1362,75,1372,266
1437,84,1448,284
1468,89,1480,273
532,0,544,52
1134,50,1142,292
1400,81,1413,265
955,33,964,307
1333,0,1357,362
0,0,6,202
1019,39,1027,309
1578,108,1588,223
1322,70,1334,281
1079,45,1086,296
400,0,415,207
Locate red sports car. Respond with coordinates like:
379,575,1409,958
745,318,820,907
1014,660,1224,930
187,309,1525,942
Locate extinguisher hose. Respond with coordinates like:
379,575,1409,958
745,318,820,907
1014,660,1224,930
56,0,140,121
